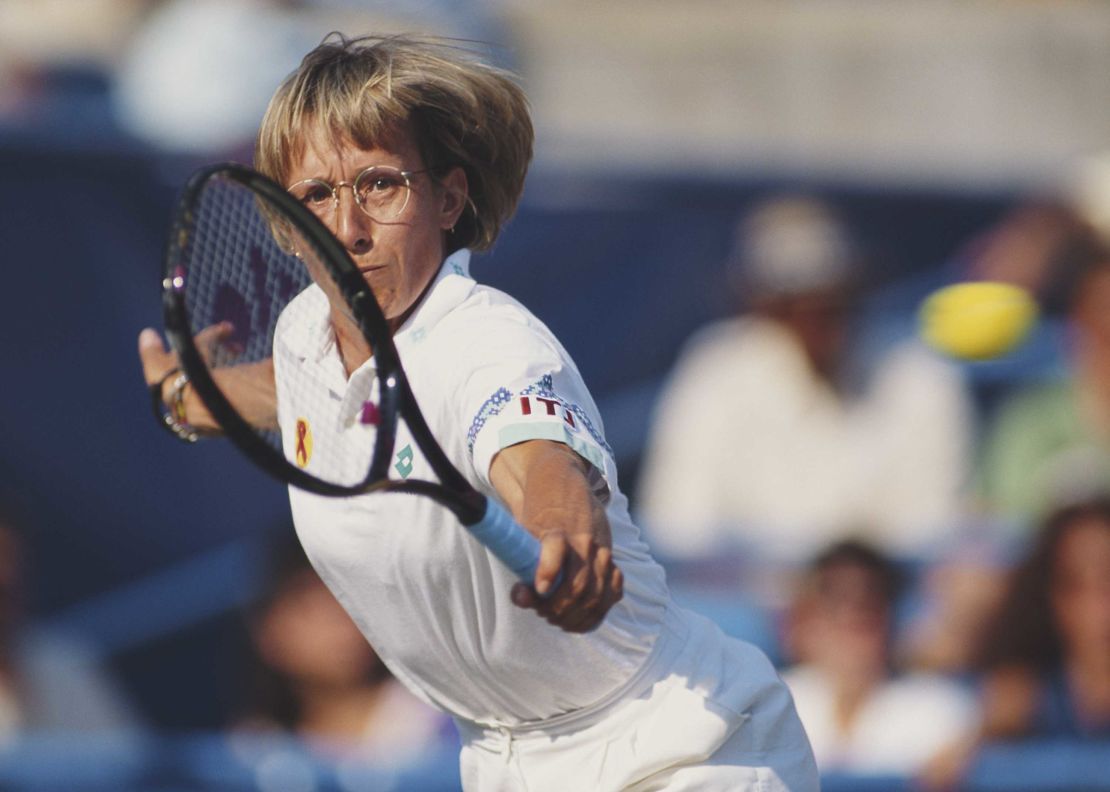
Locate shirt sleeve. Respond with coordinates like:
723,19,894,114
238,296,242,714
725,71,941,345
453,310,615,494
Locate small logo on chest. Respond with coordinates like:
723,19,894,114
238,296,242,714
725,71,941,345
294,418,313,467
394,444,414,478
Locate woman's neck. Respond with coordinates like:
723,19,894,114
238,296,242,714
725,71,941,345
331,308,373,377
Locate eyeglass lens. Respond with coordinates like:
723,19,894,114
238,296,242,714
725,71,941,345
288,167,411,221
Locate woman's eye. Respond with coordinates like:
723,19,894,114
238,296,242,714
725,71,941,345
357,170,403,194
302,186,332,205
370,176,400,192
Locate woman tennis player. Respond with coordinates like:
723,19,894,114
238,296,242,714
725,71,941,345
139,34,817,790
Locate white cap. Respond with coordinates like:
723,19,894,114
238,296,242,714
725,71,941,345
730,196,854,298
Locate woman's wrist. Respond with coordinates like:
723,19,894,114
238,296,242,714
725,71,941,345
151,366,198,443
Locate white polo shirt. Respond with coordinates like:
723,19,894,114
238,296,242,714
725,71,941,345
272,249,669,727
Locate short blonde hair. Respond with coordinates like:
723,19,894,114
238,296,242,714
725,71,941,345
255,33,533,252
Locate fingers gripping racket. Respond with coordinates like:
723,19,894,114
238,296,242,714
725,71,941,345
159,163,547,586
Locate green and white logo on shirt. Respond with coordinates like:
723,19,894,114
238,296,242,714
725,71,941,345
394,444,414,478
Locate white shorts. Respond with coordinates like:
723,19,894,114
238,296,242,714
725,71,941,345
455,604,818,791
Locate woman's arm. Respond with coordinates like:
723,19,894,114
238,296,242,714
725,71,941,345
489,439,623,633
139,327,278,433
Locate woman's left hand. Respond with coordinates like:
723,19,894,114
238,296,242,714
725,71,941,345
490,440,624,633
510,525,624,633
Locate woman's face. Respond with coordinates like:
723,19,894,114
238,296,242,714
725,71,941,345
1051,517,1110,659
285,124,466,333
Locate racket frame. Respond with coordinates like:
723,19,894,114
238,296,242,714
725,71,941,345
162,163,486,524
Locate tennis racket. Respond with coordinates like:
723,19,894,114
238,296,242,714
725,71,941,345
156,162,548,586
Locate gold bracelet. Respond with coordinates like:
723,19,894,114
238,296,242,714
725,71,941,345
161,372,198,443
171,374,189,422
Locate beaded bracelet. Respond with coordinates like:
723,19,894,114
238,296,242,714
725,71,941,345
150,366,199,443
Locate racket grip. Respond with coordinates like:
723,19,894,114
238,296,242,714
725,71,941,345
469,499,563,594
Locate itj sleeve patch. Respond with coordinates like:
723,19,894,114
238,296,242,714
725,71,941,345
467,374,612,473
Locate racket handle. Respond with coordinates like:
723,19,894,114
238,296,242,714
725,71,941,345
469,499,563,594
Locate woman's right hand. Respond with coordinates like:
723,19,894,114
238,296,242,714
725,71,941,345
139,325,279,434
138,327,180,397
139,326,221,435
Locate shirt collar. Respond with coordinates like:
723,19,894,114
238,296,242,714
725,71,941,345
279,284,338,366
391,247,475,353
282,247,475,372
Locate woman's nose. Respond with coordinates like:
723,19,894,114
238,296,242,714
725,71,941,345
333,187,373,255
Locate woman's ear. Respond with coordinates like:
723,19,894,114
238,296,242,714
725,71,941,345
438,166,469,231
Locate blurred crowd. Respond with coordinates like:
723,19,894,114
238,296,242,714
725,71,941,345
1,1,1109,789
0,0,506,155
636,189,1110,786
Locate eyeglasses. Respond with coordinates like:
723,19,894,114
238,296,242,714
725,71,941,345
286,166,432,222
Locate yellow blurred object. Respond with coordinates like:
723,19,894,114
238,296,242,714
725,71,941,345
919,282,1038,360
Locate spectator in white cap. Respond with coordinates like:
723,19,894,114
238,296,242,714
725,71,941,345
637,195,975,573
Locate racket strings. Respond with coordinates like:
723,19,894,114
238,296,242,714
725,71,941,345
164,165,541,583
178,174,380,488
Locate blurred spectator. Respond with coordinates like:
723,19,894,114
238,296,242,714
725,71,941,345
111,0,322,156
957,202,1088,308
957,154,1110,309
972,497,1110,741
637,195,975,566
0,0,147,125
111,0,510,156
977,235,1110,531
920,497,1110,788
896,531,1011,677
780,539,978,778
235,537,452,763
